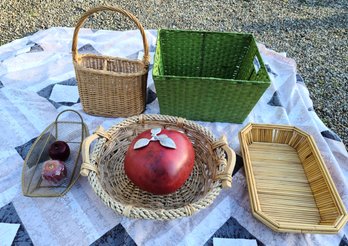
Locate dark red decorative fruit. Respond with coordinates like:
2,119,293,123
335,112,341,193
124,128,195,195
48,141,70,161
42,160,67,183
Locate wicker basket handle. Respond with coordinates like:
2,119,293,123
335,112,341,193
80,126,109,176
213,136,236,188
72,5,150,65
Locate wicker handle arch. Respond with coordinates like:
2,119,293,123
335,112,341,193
81,126,108,176
212,136,236,188
72,5,150,65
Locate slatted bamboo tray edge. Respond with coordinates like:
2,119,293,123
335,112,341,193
239,123,348,233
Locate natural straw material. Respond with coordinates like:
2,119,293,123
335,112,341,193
72,6,150,117
80,114,236,220
239,123,348,233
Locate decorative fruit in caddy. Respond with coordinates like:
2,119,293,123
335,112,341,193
124,128,195,195
42,160,67,183
48,141,70,161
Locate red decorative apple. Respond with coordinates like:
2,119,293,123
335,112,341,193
48,141,70,161
124,128,195,195
42,160,67,183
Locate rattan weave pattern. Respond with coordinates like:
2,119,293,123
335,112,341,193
72,6,150,117
81,114,236,220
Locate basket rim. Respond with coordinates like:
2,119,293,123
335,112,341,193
152,73,271,84
85,114,233,220
157,28,254,37
74,54,148,77
153,29,271,84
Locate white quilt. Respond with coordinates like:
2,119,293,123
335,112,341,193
0,27,347,246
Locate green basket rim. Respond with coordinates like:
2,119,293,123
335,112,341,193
153,28,271,83
152,74,270,85
157,28,254,38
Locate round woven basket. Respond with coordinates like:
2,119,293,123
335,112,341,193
81,114,236,220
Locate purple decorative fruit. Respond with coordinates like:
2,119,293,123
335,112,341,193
48,141,70,161
42,160,67,183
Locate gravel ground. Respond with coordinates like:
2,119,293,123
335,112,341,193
1,0,347,147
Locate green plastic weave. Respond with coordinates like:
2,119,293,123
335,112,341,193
153,29,271,123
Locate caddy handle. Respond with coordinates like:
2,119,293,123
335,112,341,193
72,5,150,65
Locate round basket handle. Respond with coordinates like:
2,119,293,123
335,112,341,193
72,5,150,65
213,136,236,188
80,126,109,176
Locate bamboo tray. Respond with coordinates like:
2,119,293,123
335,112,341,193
239,123,347,233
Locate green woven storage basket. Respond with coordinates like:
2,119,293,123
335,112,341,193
152,29,271,123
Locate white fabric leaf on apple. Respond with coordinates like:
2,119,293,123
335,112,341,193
134,138,150,149
159,136,176,149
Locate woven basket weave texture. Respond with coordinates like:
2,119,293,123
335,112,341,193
153,29,271,123
72,6,150,117
80,114,236,220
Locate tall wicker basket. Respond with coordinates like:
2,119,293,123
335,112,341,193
72,6,150,117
